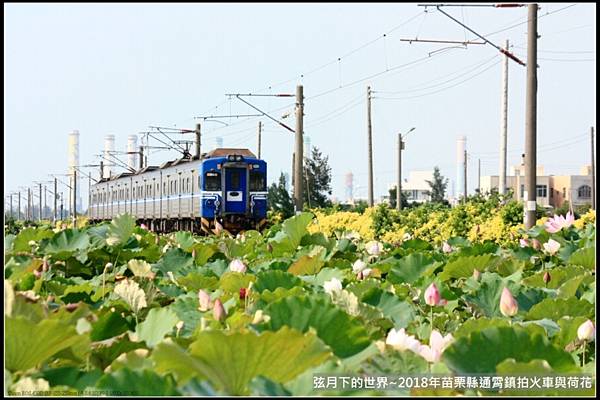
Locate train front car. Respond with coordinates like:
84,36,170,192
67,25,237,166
199,148,267,234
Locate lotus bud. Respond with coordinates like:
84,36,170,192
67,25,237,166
104,262,113,272
357,271,363,280
140,223,148,230
519,238,529,248
192,248,197,260
155,236,160,245
213,299,226,322
365,241,381,256
33,269,42,279
239,287,247,300
577,320,595,341
198,289,212,311
442,242,453,253
424,283,442,307
543,271,551,285
362,268,373,278
472,269,481,281
499,287,518,317
229,259,247,273
531,239,541,251
42,258,50,272
352,259,367,274
28,240,36,247
175,320,184,333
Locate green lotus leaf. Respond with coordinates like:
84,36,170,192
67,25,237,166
155,248,194,277
106,214,136,246
12,227,54,252
439,254,497,281
253,270,302,293
44,229,90,260
95,368,180,396
260,295,372,358
268,212,314,256
387,253,443,284
568,247,595,269
188,326,331,395
134,307,179,347
6,316,88,372
442,326,579,374
525,298,594,321
288,245,326,276
126,259,154,278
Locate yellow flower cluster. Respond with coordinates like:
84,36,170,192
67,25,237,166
380,224,407,245
467,214,524,245
309,208,376,241
574,209,596,230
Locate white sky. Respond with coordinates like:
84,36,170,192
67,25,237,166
4,3,596,206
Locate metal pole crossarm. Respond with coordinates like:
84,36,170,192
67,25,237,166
400,38,485,45
435,6,527,66
73,166,100,183
153,128,188,153
194,114,263,119
225,93,294,97
98,153,136,173
234,95,295,133
148,126,195,133
418,3,524,7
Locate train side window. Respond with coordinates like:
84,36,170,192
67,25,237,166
250,171,266,191
204,171,221,191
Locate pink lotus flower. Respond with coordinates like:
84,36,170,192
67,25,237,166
519,238,529,248
424,283,442,307
198,289,212,311
365,241,382,256
385,328,422,353
543,271,551,285
417,330,454,363
352,259,368,274
531,239,541,251
544,212,575,233
542,239,561,255
229,259,247,273
213,299,226,321
499,287,518,317
140,223,148,230
577,320,595,341
442,242,453,253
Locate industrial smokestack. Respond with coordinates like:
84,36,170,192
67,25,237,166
456,136,467,201
216,137,223,149
104,134,115,178
127,135,138,170
68,130,81,211
345,172,353,203
304,135,311,159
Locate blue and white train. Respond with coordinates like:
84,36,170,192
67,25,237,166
89,148,268,234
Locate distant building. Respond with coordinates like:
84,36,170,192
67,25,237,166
381,170,434,205
479,164,593,208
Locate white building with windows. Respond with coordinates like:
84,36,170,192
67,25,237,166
479,165,594,208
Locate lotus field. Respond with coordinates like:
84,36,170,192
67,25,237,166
3,205,597,396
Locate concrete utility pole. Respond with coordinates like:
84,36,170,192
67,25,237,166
139,146,144,170
524,3,538,229
499,39,509,196
294,85,304,213
27,188,31,220
397,133,403,211
9,194,13,220
53,178,58,222
478,159,481,193
367,86,374,207
73,169,77,228
39,183,42,221
44,185,47,219
463,150,468,202
257,121,262,159
18,192,21,220
195,123,201,159
592,126,596,210
60,192,64,220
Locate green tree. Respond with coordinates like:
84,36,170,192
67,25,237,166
388,186,409,209
303,147,332,208
425,166,448,204
267,172,295,219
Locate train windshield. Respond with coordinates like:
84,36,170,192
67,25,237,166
250,171,266,191
204,171,221,191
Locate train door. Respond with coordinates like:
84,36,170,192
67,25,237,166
224,167,246,213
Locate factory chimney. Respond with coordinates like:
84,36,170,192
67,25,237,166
127,135,138,170
103,134,115,178
456,136,467,201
